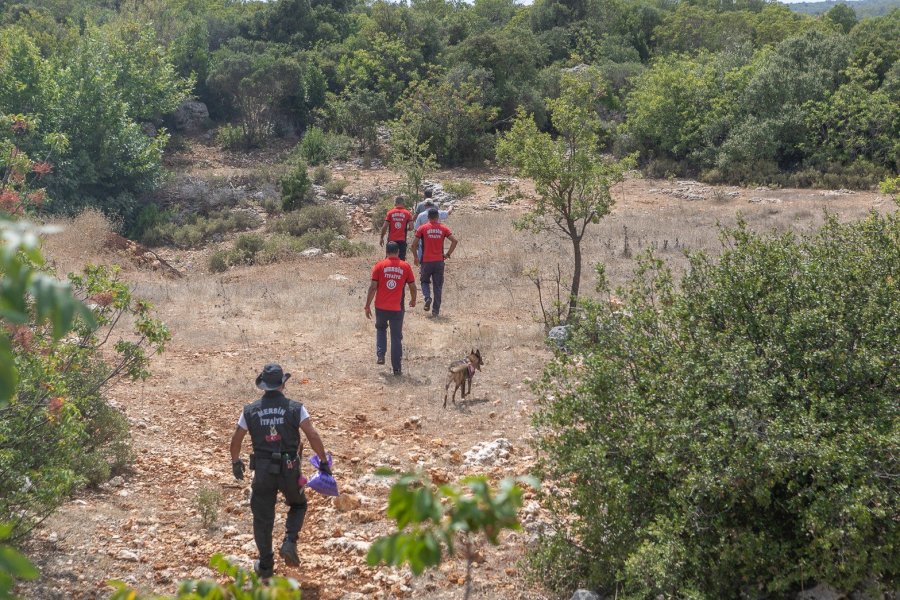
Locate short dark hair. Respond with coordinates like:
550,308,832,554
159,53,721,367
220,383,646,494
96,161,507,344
394,196,404,205
424,189,433,199
427,207,439,219
386,241,400,254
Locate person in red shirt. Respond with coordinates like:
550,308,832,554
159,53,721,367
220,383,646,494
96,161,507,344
412,208,458,318
365,241,417,375
380,197,413,261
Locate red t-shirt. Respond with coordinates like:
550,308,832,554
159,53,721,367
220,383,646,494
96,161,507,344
371,256,415,311
415,222,452,262
384,207,413,242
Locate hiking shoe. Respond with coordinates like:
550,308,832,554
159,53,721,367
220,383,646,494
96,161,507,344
376,355,385,365
393,370,402,376
279,538,300,567
254,560,274,579
423,298,431,311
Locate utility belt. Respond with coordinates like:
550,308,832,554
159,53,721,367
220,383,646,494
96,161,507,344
249,450,301,475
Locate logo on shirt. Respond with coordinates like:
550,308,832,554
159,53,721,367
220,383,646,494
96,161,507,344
394,222,402,229
265,425,282,443
386,279,398,290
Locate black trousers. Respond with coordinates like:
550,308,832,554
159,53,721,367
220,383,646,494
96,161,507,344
250,460,308,570
394,240,408,261
375,308,404,373
420,261,445,314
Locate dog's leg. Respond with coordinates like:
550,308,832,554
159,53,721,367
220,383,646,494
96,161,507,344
444,378,451,409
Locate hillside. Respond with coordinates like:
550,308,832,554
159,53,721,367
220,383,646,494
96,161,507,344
786,0,899,16
22,139,896,599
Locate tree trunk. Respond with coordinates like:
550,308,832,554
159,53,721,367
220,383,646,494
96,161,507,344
567,234,582,323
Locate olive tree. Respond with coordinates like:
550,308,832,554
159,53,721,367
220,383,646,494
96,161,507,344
497,71,633,323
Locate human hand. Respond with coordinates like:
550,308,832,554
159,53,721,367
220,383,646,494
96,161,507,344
318,458,332,476
379,238,384,247
444,253,451,260
364,305,372,319
232,459,245,481
409,298,416,307
414,258,420,266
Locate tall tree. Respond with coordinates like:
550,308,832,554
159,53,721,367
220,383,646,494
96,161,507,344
497,70,633,323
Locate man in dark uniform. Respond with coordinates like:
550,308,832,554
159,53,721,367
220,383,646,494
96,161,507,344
229,363,331,578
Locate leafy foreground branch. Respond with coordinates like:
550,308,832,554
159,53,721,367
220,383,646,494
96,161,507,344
367,472,538,600
109,554,302,600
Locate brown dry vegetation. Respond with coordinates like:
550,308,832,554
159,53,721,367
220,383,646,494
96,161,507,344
24,167,893,599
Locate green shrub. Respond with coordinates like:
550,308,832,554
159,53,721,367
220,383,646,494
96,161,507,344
312,165,331,185
529,213,900,598
257,234,308,264
269,205,349,237
2,265,169,538
296,228,339,251
324,179,349,196
128,204,174,244
368,472,536,596
296,127,353,165
371,194,397,230
196,486,222,530
162,211,261,249
215,124,245,150
281,161,313,212
234,232,265,255
443,180,475,198
299,127,328,165
208,250,229,273
332,238,373,257
260,197,282,215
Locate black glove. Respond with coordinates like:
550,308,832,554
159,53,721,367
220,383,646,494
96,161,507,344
317,458,332,476
232,459,245,481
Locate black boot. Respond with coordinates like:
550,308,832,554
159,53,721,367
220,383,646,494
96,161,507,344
279,538,300,567
254,560,274,579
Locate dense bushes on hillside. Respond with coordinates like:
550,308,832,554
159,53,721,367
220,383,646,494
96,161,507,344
1,0,898,223
528,211,900,598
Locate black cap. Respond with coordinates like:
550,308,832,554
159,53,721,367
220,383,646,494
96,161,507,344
386,241,400,254
256,363,291,391
427,207,439,219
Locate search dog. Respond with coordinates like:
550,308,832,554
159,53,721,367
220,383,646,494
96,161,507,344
443,349,484,408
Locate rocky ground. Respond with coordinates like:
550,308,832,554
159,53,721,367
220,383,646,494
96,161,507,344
23,138,893,599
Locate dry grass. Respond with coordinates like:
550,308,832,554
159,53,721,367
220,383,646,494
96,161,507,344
42,208,116,276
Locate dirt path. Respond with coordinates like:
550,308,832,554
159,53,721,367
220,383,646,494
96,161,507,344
24,167,893,599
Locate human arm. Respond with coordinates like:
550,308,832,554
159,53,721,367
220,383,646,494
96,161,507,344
230,426,247,480
379,221,389,246
230,426,247,461
300,419,328,465
407,281,417,307
364,280,378,319
445,235,458,260
412,237,421,266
